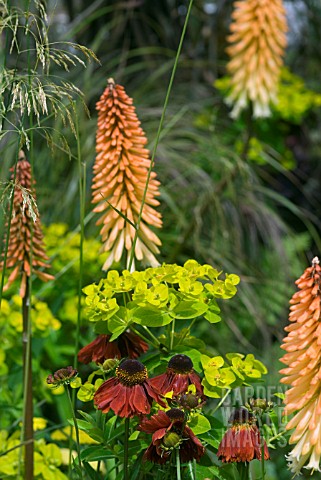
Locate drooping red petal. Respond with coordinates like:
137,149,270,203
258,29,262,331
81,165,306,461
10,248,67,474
144,379,167,407
148,373,170,393
217,424,268,463
143,442,169,464
188,372,205,397
180,432,205,462
138,410,171,434
94,378,123,413
170,374,188,395
129,384,151,416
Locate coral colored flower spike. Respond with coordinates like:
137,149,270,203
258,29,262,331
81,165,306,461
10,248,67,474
226,0,287,118
280,257,321,475
0,151,54,296
93,78,162,270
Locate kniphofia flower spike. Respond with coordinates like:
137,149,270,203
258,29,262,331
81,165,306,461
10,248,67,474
0,151,54,296
280,257,321,475
226,0,287,118
93,78,162,270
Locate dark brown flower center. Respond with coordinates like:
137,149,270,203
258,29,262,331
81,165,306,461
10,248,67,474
229,407,254,425
179,393,199,409
168,354,193,374
166,408,185,423
116,359,148,386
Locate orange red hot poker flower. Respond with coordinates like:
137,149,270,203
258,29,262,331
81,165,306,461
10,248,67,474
226,0,287,118
280,257,321,475
92,78,162,270
0,151,54,296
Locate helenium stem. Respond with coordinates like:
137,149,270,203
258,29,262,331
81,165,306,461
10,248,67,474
175,317,197,347
65,387,84,479
237,462,250,480
176,448,181,480
187,461,195,480
261,435,266,480
124,417,130,480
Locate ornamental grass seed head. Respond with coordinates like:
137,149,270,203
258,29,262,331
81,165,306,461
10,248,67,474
280,257,321,475
92,78,162,270
0,151,54,296
226,0,287,118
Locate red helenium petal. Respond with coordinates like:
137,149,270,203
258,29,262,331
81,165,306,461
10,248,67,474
152,428,167,443
129,384,150,415
139,411,171,433
109,384,130,417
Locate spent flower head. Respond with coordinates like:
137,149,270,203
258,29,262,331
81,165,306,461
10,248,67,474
46,366,78,388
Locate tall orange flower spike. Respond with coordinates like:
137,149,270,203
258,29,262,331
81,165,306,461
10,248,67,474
93,78,162,270
0,151,54,296
226,0,287,118
280,257,321,475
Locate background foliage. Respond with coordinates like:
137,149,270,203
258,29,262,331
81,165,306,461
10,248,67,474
1,0,321,478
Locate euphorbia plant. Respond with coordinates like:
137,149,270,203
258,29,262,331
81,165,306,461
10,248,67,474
60,260,273,479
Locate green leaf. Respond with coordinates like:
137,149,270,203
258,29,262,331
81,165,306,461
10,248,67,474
188,413,211,435
274,392,285,400
108,306,133,340
170,300,208,319
77,410,96,426
200,432,220,449
204,310,221,323
133,306,172,327
104,415,118,442
94,320,110,334
129,430,140,441
80,446,116,462
68,419,104,443
195,464,225,480
82,461,104,480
